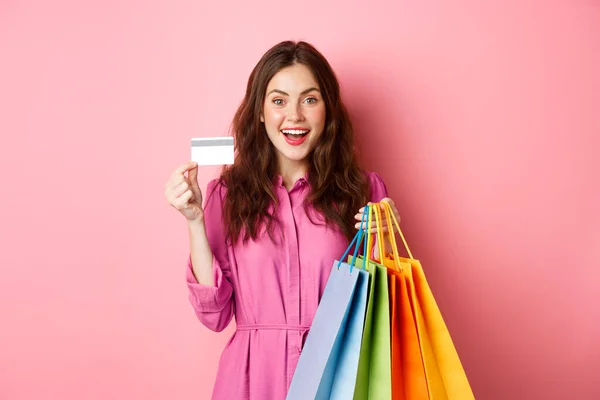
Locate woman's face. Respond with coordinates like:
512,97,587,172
261,63,326,167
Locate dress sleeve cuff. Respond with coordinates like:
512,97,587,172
186,256,233,312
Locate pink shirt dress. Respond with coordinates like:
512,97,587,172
186,171,388,399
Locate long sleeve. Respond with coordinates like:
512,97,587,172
185,179,235,332
368,171,389,202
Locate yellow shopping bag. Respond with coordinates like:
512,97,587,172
377,202,475,400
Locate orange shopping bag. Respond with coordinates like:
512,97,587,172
379,202,475,400
372,206,429,400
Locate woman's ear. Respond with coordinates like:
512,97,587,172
260,114,264,123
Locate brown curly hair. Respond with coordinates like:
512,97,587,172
219,40,370,243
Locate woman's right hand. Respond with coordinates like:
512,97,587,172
164,161,204,222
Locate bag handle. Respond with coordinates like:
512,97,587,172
367,201,413,268
364,204,373,270
381,201,414,260
336,205,369,273
372,203,386,262
351,205,369,271
381,202,404,271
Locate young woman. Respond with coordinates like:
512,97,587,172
164,40,401,400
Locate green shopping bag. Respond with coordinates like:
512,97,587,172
348,205,392,400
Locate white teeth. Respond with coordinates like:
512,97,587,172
282,129,309,135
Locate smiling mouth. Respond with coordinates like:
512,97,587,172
281,129,310,139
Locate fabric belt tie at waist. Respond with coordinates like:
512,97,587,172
236,324,310,331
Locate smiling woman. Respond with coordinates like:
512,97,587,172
261,65,326,180
219,41,380,243
164,40,401,400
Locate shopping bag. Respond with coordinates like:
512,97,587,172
388,272,403,397
286,210,370,400
371,205,428,400
394,268,430,399
380,202,475,400
350,204,392,400
388,271,423,400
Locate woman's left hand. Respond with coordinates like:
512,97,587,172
354,198,401,233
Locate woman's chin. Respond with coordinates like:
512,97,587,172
277,148,311,164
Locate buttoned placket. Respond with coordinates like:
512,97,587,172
278,179,305,388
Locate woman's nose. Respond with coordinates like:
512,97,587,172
287,103,304,122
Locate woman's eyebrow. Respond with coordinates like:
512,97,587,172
267,87,321,96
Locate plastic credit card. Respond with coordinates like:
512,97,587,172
190,137,234,165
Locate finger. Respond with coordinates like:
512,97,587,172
355,220,367,229
355,220,389,230
358,202,373,213
165,174,184,191
388,207,401,224
166,184,189,206
175,189,194,210
355,209,373,218
172,180,190,197
359,226,390,233
167,172,188,190
188,164,200,189
381,201,400,222
368,226,389,233
173,161,198,178
355,207,374,220
389,205,400,222
380,199,397,216
355,221,368,229
354,213,369,224
367,219,387,228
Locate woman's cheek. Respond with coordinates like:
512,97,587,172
266,108,286,125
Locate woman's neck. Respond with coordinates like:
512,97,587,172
277,159,309,191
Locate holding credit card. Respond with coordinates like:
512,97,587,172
190,137,234,165
161,41,443,400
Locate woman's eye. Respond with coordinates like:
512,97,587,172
305,97,318,104
273,99,284,105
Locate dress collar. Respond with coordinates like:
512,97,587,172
275,172,309,190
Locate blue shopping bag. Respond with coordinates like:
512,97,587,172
286,209,371,400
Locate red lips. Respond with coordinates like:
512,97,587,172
281,128,310,146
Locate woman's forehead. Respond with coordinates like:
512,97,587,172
266,64,320,93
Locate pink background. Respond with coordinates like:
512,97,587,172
1,1,599,399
